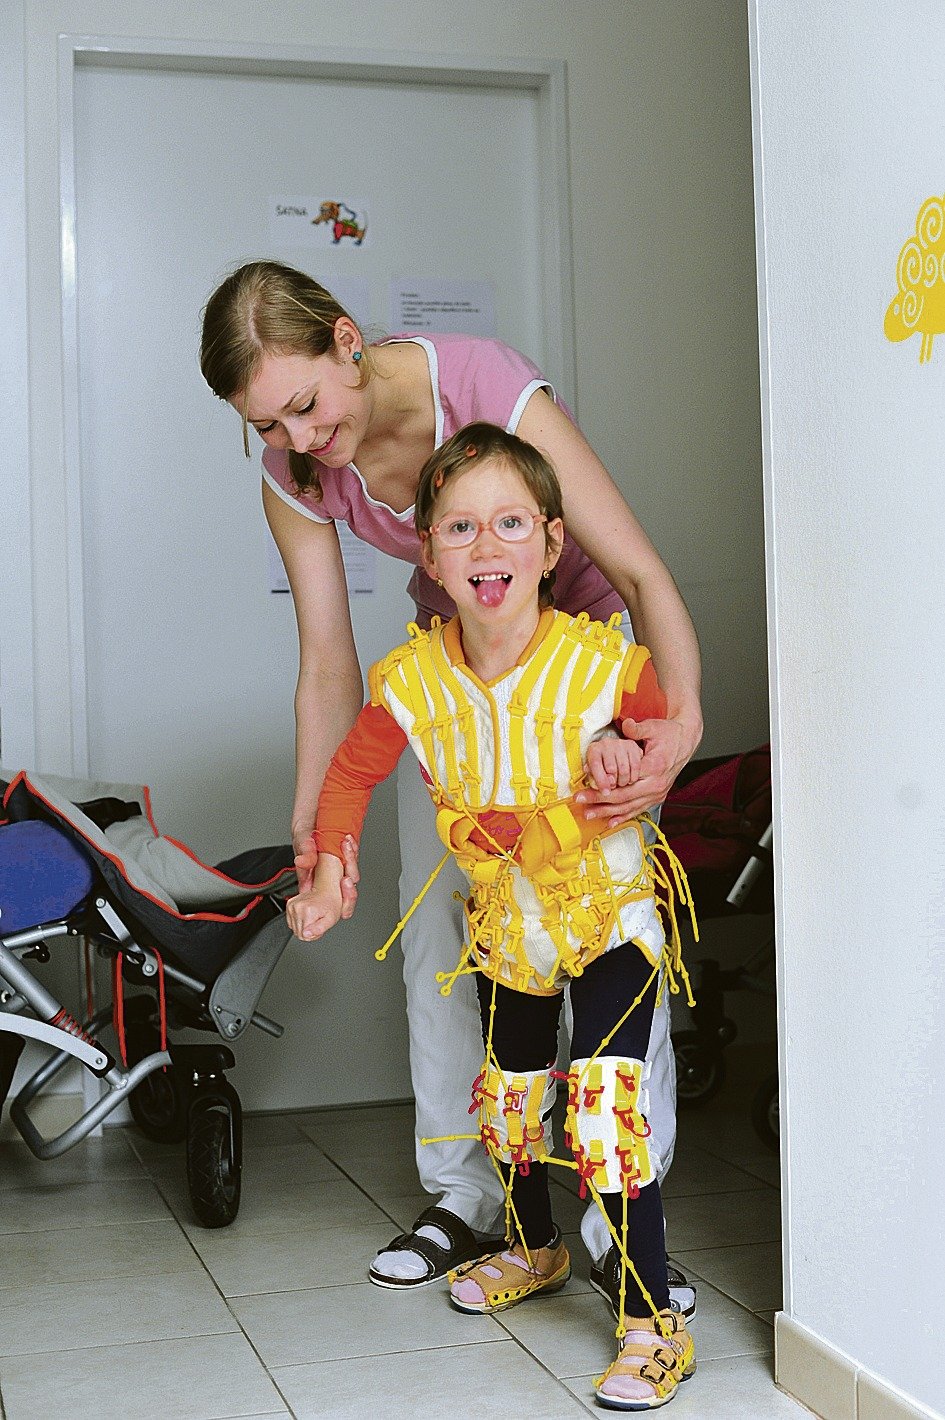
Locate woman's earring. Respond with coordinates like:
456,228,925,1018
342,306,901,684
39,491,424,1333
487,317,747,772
352,350,362,363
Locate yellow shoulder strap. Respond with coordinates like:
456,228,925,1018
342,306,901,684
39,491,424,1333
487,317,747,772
427,624,484,805
507,613,571,807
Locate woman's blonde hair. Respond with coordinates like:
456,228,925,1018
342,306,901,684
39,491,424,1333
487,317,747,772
415,422,564,609
200,260,373,498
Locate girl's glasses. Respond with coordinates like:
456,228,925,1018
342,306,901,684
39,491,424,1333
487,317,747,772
428,508,547,549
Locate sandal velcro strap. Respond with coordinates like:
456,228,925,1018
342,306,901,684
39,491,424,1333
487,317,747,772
595,1310,696,1410
369,1205,504,1288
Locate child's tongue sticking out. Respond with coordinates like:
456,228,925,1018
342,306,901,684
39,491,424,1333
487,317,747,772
472,574,510,608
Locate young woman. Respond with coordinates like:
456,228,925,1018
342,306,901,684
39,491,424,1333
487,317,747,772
288,423,697,1411
200,261,702,1293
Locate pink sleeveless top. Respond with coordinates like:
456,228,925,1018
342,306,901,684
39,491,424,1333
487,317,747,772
261,333,622,627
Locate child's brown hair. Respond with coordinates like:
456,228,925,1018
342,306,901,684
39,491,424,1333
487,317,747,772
415,423,564,609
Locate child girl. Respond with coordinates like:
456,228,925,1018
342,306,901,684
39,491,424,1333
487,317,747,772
287,422,696,1410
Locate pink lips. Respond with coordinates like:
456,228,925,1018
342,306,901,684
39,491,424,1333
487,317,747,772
310,426,339,457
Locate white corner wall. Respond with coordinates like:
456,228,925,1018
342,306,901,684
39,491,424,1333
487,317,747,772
751,4,945,1417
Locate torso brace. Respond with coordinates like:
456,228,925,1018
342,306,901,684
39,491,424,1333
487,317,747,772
369,611,668,995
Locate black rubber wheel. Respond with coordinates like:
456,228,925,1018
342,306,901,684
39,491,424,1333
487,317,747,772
674,1030,726,1108
186,1099,242,1227
124,1010,187,1145
751,1072,780,1152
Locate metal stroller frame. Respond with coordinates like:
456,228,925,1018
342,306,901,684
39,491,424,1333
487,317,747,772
0,771,296,1225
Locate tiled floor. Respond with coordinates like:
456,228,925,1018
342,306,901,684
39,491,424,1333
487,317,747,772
0,1060,810,1419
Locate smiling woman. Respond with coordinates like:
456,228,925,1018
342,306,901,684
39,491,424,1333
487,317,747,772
199,258,702,1295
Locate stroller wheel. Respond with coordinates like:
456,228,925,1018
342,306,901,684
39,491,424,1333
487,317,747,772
186,1095,242,1228
125,1009,188,1144
751,1072,780,1153
673,1031,726,1107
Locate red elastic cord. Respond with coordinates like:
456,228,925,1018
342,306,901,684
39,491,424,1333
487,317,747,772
112,951,127,1065
83,939,96,1018
154,949,168,1070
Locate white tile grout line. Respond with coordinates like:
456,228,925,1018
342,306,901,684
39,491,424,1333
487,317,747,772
147,1172,302,1420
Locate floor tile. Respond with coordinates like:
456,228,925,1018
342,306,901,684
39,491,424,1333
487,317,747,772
562,1351,810,1416
231,1277,506,1367
0,1270,237,1357
659,1143,773,1199
497,1273,771,1379
663,1186,781,1251
122,1110,309,1166
0,1218,201,1291
0,1132,146,1191
165,1172,389,1237
139,1139,346,1185
0,1332,288,1420
372,1190,437,1231
189,1219,404,1297
674,1240,783,1312
333,1147,423,1197
298,1106,417,1161
273,1338,587,1419
0,1175,170,1236
677,1111,782,1186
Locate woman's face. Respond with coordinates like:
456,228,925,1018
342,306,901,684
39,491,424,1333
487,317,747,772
236,331,367,466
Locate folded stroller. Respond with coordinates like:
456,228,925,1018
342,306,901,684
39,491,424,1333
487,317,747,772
662,746,777,1147
0,769,296,1224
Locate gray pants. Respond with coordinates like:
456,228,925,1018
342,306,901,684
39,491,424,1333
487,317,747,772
396,753,677,1259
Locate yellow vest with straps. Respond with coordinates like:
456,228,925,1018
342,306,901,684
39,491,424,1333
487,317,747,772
369,610,667,995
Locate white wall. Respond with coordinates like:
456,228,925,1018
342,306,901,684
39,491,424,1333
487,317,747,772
751,3,945,1415
6,0,765,1108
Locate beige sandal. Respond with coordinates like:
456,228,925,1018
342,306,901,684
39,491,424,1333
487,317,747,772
594,1309,696,1411
448,1233,571,1314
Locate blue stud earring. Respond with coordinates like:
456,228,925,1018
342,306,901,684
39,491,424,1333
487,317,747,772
352,351,362,363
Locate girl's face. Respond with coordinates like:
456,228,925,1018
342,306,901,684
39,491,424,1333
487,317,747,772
422,458,563,637
235,321,367,466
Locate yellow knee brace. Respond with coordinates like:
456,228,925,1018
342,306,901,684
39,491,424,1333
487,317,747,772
471,1065,555,1172
565,1056,659,1197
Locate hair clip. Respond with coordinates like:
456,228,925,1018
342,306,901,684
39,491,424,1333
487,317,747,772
465,444,477,458
433,469,445,489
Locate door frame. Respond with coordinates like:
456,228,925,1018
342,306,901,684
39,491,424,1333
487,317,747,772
0,4,34,769
56,34,577,775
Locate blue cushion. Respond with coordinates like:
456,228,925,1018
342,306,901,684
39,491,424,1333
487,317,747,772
0,821,95,935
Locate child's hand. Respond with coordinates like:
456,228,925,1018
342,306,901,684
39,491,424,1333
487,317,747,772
584,735,644,793
286,856,346,941
286,888,342,941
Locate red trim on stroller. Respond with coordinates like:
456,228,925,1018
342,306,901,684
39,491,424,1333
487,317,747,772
2,772,271,926
139,783,289,892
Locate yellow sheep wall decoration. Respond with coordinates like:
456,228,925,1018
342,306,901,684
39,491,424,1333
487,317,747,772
884,194,945,363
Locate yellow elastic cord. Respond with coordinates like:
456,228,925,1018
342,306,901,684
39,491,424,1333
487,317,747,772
584,1173,669,1337
374,849,451,962
580,959,663,1076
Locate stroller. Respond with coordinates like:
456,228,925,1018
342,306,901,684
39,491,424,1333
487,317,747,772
662,745,778,1149
0,769,296,1224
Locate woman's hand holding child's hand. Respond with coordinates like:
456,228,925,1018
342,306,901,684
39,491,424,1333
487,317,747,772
287,851,353,941
584,736,644,794
292,833,360,918
577,715,700,827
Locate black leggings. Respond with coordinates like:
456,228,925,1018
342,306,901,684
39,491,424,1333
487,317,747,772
476,944,669,1315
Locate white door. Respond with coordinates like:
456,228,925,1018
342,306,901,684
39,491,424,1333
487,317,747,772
72,56,559,1107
